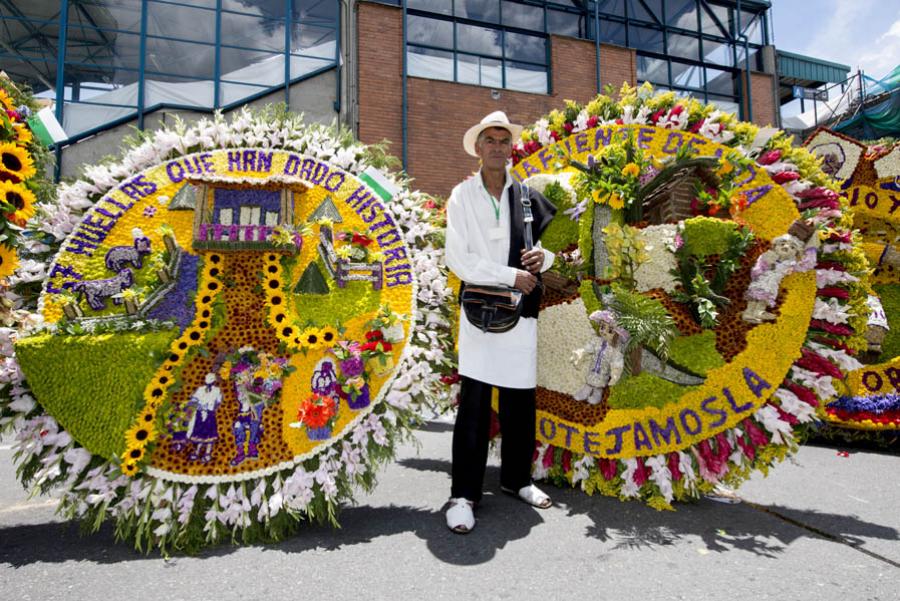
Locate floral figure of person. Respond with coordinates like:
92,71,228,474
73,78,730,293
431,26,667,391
187,373,223,463
742,231,817,324
231,382,266,466
572,310,629,405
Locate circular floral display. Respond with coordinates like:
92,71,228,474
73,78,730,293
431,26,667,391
508,85,867,508
805,128,900,433
2,109,453,552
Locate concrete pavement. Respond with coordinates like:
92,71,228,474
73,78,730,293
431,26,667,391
1,421,898,601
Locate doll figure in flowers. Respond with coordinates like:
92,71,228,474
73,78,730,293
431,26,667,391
186,373,223,463
227,347,293,466
572,310,628,405
742,224,818,324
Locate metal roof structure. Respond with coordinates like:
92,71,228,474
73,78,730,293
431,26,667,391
776,49,851,104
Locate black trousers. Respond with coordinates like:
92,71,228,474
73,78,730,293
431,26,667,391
451,375,536,502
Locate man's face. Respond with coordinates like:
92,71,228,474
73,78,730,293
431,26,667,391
475,127,512,170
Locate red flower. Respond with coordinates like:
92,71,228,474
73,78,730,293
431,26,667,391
707,203,721,216
352,232,372,246
818,286,850,300
549,131,560,141
797,348,843,379
361,329,392,353
667,452,682,482
809,319,854,337
650,108,666,124
795,187,838,202
670,105,684,116
423,199,436,210
598,457,618,481
772,171,801,184
633,457,649,486
742,418,769,446
815,261,847,271
297,394,337,428
561,450,572,474
784,381,819,407
542,445,556,469
735,434,755,461
586,115,599,128
689,118,705,133
614,118,624,125
758,149,782,165
440,371,460,385
811,336,853,353
772,402,799,425
563,122,574,134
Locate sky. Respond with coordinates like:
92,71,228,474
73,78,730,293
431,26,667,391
771,0,900,80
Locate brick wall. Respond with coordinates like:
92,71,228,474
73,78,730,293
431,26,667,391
356,2,403,154
745,71,778,127
356,2,638,197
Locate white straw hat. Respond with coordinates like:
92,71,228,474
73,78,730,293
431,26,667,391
462,110,523,157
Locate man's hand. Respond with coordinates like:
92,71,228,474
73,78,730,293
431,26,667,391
521,248,545,274
514,269,537,294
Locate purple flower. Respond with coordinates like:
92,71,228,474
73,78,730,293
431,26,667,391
143,206,158,218
340,355,365,378
564,199,588,221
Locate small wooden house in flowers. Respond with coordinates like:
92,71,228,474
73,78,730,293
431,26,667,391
182,181,300,252
639,156,719,224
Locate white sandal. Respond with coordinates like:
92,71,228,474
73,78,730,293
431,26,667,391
445,497,475,534
502,484,552,509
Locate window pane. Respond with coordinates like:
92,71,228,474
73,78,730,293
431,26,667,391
668,33,699,61
628,25,663,53
702,38,733,66
292,24,337,53
66,28,141,71
506,61,547,94
505,32,546,64
502,1,543,30
407,0,452,16
407,15,453,49
671,61,703,89
144,73,214,108
547,9,581,37
146,38,215,79
666,0,697,28
637,55,668,85
219,80,269,105
626,0,658,23
293,0,338,22
407,46,454,81
220,47,283,85
220,12,286,51
740,11,764,45
598,0,625,17
455,0,500,24
73,1,143,34
600,19,626,46
457,23,502,57
706,67,735,96
709,94,739,116
701,3,730,36
457,54,502,87
148,2,216,43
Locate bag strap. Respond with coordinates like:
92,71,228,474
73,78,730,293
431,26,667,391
520,182,534,250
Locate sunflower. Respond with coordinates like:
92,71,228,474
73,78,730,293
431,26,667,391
121,462,139,477
125,422,156,448
621,162,640,178
608,193,625,210
0,142,36,183
319,325,339,346
137,408,156,425
0,180,35,225
0,244,18,279
13,124,32,146
0,88,13,111
302,327,324,350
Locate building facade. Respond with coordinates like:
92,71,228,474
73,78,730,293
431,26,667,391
3,0,787,196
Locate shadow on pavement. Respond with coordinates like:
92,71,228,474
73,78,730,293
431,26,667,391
1,459,897,567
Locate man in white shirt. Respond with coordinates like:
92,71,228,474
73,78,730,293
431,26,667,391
444,111,557,534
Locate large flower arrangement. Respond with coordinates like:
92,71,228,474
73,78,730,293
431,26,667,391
510,84,868,509
0,106,454,553
805,128,900,435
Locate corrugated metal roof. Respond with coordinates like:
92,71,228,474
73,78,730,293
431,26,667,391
777,50,851,84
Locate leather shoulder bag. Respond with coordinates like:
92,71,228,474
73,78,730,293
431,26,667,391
460,183,535,333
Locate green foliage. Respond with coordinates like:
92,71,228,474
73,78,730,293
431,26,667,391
540,181,580,253
607,372,698,410
872,284,900,361
15,329,179,458
579,279,602,315
667,330,725,376
681,217,739,257
577,201,595,274
295,261,330,295
671,221,754,328
608,286,676,370
603,223,649,291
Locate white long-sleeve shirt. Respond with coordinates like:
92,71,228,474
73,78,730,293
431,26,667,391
445,170,554,389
